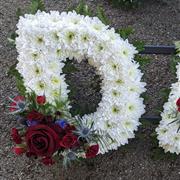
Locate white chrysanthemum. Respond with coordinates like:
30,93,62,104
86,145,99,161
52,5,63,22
156,62,180,154
15,11,146,154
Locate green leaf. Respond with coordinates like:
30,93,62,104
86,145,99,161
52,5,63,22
141,92,150,103
8,61,18,77
16,144,26,148
7,32,18,46
96,6,110,25
134,54,150,67
74,0,92,16
8,62,26,96
159,88,171,103
150,133,178,161
16,8,23,19
174,41,180,56
29,0,45,14
169,56,180,75
15,77,26,96
116,27,134,40
133,40,145,52
62,60,78,74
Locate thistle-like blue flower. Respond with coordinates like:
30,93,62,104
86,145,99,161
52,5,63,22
73,117,96,143
8,96,27,114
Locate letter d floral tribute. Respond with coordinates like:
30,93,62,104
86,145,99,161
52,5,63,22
9,11,146,166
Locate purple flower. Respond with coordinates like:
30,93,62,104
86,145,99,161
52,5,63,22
26,120,39,127
55,119,67,129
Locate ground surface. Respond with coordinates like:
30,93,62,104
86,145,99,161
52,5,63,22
0,0,180,179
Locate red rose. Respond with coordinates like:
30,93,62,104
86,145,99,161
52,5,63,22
176,98,180,107
27,110,44,121
36,95,46,105
41,157,55,166
85,144,99,158
44,115,53,123
25,124,60,157
60,133,78,148
13,146,26,155
64,124,76,133
11,128,22,144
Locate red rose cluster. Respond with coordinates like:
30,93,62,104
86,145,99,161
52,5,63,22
11,123,99,165
10,95,99,166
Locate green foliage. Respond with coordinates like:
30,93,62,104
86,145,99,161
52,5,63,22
8,62,26,96
159,88,171,103
116,27,134,40
16,0,45,19
109,0,142,9
134,54,150,67
137,120,178,161
16,8,23,19
116,31,148,69
73,0,92,16
150,133,177,161
141,92,150,104
96,6,110,25
26,91,38,111
155,87,171,113
170,56,180,75
174,41,180,55
29,0,45,14
72,1,110,25
62,60,78,74
133,40,147,67
133,40,145,52
25,90,71,119
7,32,18,46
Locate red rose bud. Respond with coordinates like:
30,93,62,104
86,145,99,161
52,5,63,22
27,110,44,121
11,128,22,144
41,157,55,166
13,146,26,155
85,144,99,158
176,98,180,107
36,95,46,105
59,133,78,148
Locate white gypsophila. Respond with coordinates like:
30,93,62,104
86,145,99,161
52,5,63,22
156,63,180,154
15,11,146,153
